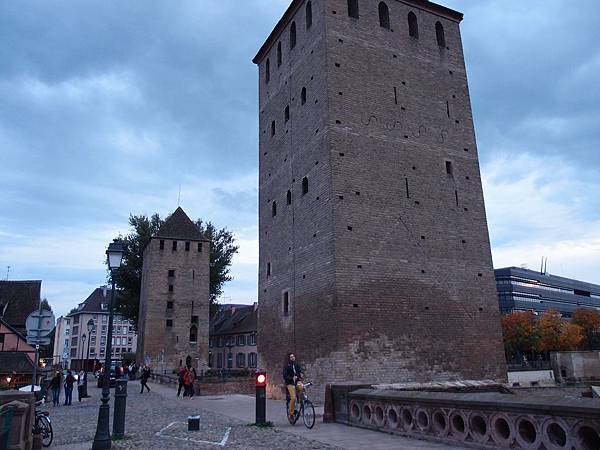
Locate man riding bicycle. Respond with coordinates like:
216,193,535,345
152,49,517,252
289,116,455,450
283,353,303,422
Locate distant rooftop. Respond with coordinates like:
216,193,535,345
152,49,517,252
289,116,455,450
0,280,41,332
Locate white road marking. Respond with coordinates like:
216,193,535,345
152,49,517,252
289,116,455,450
155,421,232,446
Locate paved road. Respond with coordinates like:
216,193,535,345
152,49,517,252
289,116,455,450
43,381,467,449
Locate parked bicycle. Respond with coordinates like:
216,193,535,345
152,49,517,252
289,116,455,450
32,400,53,447
286,381,315,429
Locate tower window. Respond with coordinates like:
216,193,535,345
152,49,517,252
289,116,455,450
286,190,292,205
159,240,164,250
301,87,307,105
290,22,297,49
306,1,312,29
408,12,419,38
302,177,308,195
168,269,175,278
191,315,198,324
185,241,190,251
172,240,177,251
283,291,290,317
272,201,277,217
446,160,453,177
267,262,271,277
189,325,197,343
284,105,290,122
271,120,276,136
168,284,174,292
347,0,359,19
166,319,173,327
436,21,446,48
277,42,282,66
167,301,174,310
198,242,202,252
265,58,270,83
378,2,390,30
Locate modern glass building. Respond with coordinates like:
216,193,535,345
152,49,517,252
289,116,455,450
495,267,600,317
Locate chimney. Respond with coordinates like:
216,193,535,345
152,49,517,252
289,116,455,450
102,286,108,297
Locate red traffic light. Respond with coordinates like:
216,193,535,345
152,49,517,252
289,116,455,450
256,372,267,385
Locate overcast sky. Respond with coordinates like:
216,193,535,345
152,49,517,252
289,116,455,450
1,0,599,318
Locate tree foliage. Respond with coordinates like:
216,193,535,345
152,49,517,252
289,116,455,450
502,308,594,358
40,298,52,313
109,213,238,328
571,308,600,349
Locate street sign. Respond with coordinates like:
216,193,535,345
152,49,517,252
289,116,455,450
26,310,55,335
27,337,51,346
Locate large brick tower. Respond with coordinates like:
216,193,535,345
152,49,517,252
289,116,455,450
137,207,210,373
254,0,507,399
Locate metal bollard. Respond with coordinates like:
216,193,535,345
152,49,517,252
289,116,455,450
112,380,128,439
255,372,267,425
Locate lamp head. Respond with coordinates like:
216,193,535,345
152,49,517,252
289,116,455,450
106,240,125,270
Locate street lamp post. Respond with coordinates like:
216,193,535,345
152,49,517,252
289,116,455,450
86,319,95,373
80,334,87,372
92,240,124,450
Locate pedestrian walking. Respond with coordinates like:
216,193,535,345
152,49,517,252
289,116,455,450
139,366,151,394
183,364,196,398
49,371,61,407
64,370,75,405
77,370,85,402
177,366,186,397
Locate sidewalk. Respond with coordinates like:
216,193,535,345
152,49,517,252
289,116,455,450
193,389,467,450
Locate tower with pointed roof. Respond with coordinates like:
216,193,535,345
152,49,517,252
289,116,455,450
137,207,210,372
254,0,507,400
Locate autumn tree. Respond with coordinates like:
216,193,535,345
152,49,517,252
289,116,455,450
558,322,584,351
536,309,564,353
571,308,600,350
501,311,539,360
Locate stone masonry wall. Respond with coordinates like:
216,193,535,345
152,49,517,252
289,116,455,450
137,237,210,373
257,0,507,402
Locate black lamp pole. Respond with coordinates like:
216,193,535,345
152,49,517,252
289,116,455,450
80,334,87,372
86,319,94,372
92,240,123,450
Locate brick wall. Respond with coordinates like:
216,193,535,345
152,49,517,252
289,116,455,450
256,0,507,402
137,237,210,372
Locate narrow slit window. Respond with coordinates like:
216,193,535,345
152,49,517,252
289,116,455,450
277,42,282,66
455,190,459,206
284,105,290,122
267,262,271,277
348,0,359,19
445,160,453,177
405,178,410,198
378,2,390,30
301,87,307,105
197,242,202,252
408,12,419,38
290,22,297,49
159,239,165,250
446,101,450,118
265,58,270,83
272,201,277,217
394,86,398,105
185,241,190,251
306,1,312,29
283,291,290,316
286,190,292,205
172,240,177,251
436,21,446,48
302,177,308,195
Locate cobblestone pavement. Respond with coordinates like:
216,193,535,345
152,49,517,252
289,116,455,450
41,381,343,449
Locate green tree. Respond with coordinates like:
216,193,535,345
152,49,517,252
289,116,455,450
40,298,52,313
109,213,238,327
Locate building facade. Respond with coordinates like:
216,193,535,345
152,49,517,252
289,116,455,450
209,304,258,371
67,286,138,370
137,207,210,373
495,267,600,318
0,280,42,336
52,316,71,368
0,318,36,386
254,0,506,398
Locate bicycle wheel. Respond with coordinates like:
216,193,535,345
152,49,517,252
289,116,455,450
39,416,53,447
302,400,315,429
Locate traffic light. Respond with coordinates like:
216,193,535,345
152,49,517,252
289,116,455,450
255,372,267,424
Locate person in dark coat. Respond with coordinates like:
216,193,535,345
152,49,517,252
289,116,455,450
139,366,151,393
63,370,75,405
177,366,186,397
49,371,61,406
283,353,304,421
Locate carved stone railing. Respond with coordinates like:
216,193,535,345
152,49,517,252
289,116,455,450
326,384,600,450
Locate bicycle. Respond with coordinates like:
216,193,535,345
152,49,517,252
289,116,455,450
32,400,53,447
285,381,316,429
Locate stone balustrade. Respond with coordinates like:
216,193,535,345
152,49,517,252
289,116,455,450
326,384,600,450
